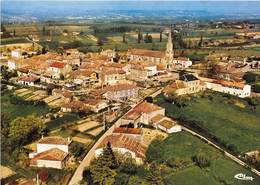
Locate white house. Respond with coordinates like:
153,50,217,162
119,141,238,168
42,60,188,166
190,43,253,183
205,79,251,98
29,136,71,169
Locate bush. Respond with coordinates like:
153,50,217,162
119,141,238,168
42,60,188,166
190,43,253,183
192,154,211,168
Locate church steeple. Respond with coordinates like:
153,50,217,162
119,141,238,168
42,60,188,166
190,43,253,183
165,29,174,60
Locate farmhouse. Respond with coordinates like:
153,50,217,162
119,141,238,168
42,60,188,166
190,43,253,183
84,99,108,113
17,76,40,86
121,102,165,127
205,79,251,98
95,134,147,164
29,136,71,169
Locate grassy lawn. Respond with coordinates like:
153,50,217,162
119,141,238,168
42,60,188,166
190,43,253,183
147,132,260,185
155,93,260,153
1,94,49,120
46,113,79,130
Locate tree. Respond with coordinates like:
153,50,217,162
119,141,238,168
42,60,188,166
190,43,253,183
8,115,45,146
146,163,165,185
122,33,126,43
59,73,65,80
159,31,163,42
243,72,256,83
42,26,46,36
137,30,142,43
70,142,85,157
198,33,203,47
192,154,211,168
128,176,148,185
115,173,129,185
83,168,94,185
144,33,153,43
145,96,153,103
97,38,104,46
1,112,11,139
89,142,118,185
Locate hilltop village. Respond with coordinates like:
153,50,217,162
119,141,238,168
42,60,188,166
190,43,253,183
1,25,260,185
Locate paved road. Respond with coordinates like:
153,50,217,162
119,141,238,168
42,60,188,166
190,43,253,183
182,126,260,177
68,87,163,185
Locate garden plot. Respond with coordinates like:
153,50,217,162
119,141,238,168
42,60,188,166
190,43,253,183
86,126,104,137
74,120,100,132
16,89,33,97
43,95,61,104
48,98,65,108
14,88,28,94
142,128,168,146
72,136,93,144
26,90,47,101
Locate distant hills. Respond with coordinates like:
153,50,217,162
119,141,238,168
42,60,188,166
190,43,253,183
2,1,260,23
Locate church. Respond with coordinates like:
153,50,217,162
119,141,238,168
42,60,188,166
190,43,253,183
127,30,192,70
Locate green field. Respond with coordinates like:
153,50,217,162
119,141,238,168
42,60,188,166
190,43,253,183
147,132,260,185
1,94,49,120
155,93,260,153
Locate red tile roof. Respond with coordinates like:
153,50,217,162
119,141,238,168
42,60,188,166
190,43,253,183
49,62,66,69
128,49,165,58
123,102,163,120
31,148,68,161
105,83,138,92
213,79,246,89
19,76,40,83
113,127,142,135
98,134,147,159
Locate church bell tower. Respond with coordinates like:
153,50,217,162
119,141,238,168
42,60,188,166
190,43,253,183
165,30,174,60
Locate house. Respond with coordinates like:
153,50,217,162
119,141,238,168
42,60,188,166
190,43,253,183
129,62,159,80
17,67,30,77
69,70,99,85
61,100,85,112
121,102,165,127
103,83,139,101
151,115,182,133
100,68,126,85
204,79,251,98
95,134,147,164
29,136,71,169
127,49,165,64
17,76,40,86
171,57,192,69
113,127,143,141
163,73,206,96
84,99,108,113
52,89,73,103
48,61,72,78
